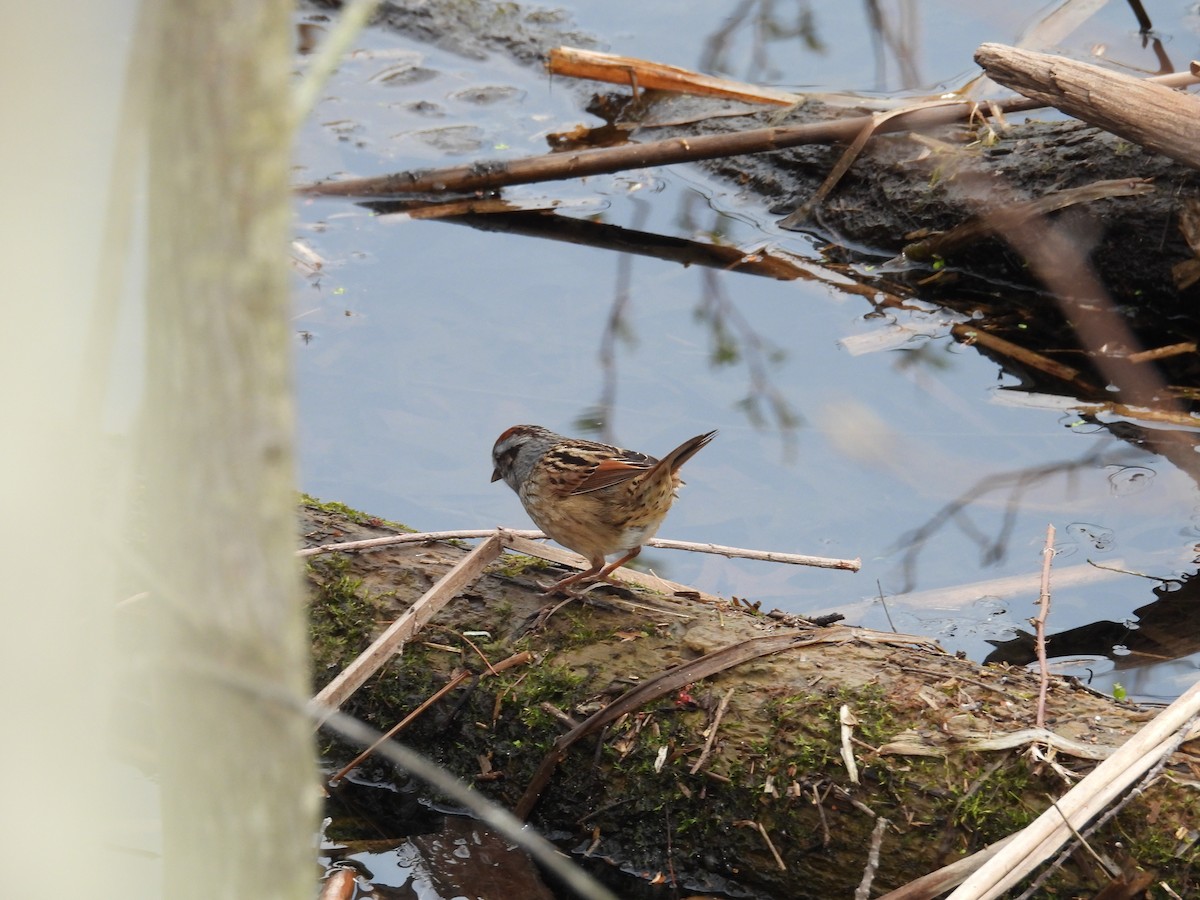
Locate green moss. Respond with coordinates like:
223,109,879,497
301,493,414,530
491,553,550,579
307,554,394,677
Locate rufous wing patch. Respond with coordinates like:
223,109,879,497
569,456,652,494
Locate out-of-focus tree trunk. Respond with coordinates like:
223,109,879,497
139,0,318,896
4,0,316,896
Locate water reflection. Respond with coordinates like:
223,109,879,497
292,2,1200,701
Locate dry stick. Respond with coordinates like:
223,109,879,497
300,528,864,571
297,98,1037,198
330,669,471,784
296,70,1199,199
1127,341,1197,364
855,816,890,900
975,44,1200,171
1034,524,1055,730
950,323,1094,392
689,686,736,775
296,528,535,557
311,534,503,721
328,649,534,783
735,820,787,871
947,676,1200,899
648,537,860,570
298,527,860,571
546,46,803,106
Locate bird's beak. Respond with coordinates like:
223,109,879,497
491,467,502,483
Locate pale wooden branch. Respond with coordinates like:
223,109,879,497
297,528,543,557
647,537,861,571
975,43,1200,170
947,676,1200,899
311,534,503,720
299,527,861,571
1034,524,1055,729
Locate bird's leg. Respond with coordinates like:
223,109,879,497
595,546,641,583
542,556,607,595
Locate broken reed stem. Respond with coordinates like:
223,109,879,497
689,686,736,775
299,527,861,572
1035,524,1055,729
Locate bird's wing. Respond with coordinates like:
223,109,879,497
544,445,657,495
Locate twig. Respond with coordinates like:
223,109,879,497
1046,796,1119,876
647,537,860,571
689,686,736,774
951,323,1093,391
546,47,803,106
876,579,897,632
313,705,622,900
296,528,541,557
328,650,532,782
876,834,1020,899
299,527,861,572
735,820,787,871
898,664,1021,702
855,816,890,900
310,534,503,720
329,669,471,784
1034,524,1055,729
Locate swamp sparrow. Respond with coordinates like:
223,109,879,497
491,424,716,594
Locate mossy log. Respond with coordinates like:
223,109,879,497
304,500,1200,898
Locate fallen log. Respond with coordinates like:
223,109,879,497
304,499,1200,899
